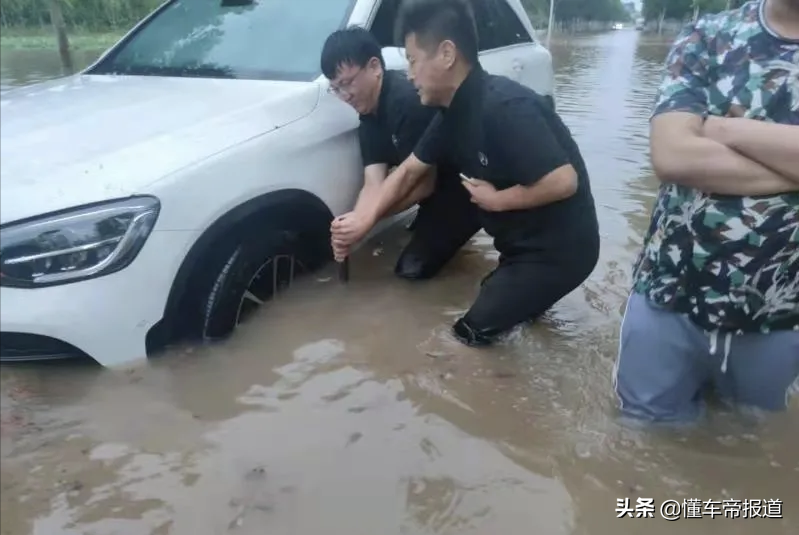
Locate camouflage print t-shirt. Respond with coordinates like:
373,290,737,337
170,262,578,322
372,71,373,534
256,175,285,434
633,0,799,334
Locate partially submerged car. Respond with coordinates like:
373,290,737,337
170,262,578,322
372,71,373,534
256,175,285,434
0,0,554,367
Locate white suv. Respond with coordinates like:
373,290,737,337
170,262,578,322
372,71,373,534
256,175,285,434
0,0,554,368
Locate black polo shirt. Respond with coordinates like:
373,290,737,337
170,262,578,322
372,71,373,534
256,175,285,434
414,66,598,255
359,70,459,189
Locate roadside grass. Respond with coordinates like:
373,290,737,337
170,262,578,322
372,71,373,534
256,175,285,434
0,28,124,51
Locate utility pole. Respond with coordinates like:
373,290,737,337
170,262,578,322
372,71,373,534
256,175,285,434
47,0,73,75
546,0,555,49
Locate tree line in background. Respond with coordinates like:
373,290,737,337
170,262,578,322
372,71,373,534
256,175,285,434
0,0,160,29
0,0,731,31
0,0,755,76
0,0,626,30
0,0,755,41
521,0,631,27
0,0,754,32
642,0,746,22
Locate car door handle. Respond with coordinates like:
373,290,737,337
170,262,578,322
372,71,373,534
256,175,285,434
512,59,523,71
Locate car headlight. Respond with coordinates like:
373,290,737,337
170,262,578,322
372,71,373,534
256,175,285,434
0,196,159,288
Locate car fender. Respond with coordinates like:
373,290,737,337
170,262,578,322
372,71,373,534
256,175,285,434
145,94,362,233
155,187,334,345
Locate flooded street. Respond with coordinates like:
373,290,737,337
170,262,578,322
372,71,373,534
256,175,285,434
2,30,797,535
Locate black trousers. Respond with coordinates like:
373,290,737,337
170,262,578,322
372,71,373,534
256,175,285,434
394,180,481,280
452,234,600,346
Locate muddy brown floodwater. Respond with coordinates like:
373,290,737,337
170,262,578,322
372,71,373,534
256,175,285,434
1,30,797,535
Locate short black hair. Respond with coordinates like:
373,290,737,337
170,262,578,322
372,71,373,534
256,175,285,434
320,26,385,80
396,0,478,64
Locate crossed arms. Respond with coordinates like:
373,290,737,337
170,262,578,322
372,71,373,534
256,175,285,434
649,22,799,195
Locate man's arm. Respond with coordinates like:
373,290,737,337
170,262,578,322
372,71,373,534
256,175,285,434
492,165,578,211
363,155,434,223
703,117,799,183
651,114,798,194
647,21,797,195
485,99,578,211
352,163,388,214
362,112,445,224
354,119,396,211
384,167,436,214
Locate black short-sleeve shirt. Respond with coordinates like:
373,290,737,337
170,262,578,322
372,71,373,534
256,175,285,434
414,66,599,255
359,70,459,188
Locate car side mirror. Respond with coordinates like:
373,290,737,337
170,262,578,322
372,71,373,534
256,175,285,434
381,46,407,71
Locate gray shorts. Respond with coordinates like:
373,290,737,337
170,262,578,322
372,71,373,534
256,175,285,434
613,292,799,423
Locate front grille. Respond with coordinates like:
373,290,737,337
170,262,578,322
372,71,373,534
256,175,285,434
0,332,88,362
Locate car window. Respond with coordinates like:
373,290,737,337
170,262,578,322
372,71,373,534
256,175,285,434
371,0,400,47
475,0,533,51
370,0,532,51
89,0,356,81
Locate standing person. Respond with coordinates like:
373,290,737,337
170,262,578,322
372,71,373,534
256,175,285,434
615,0,799,423
322,26,481,280
351,0,600,346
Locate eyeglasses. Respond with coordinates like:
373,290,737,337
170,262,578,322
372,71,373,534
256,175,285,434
327,68,365,97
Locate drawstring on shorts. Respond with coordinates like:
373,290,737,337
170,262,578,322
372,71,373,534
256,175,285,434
708,330,733,373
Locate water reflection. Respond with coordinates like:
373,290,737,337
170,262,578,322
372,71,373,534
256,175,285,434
1,29,797,535
0,48,102,92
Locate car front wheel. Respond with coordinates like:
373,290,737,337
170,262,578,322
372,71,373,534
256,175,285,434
194,228,327,340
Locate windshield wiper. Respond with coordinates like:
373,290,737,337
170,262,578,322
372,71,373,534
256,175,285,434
177,64,238,79
99,63,237,79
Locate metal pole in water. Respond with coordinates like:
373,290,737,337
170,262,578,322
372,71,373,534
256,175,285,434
546,0,556,49
338,257,350,283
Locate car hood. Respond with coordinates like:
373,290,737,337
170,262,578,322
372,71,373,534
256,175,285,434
0,74,319,225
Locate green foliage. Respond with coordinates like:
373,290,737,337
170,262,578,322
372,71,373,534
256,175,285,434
641,0,746,21
3,0,637,32
1,0,747,42
522,0,632,25
555,0,631,22
642,0,691,19
0,28,122,49
0,0,163,30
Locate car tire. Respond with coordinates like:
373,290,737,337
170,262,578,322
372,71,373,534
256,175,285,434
192,227,328,341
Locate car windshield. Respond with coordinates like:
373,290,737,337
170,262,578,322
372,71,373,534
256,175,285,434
89,0,356,81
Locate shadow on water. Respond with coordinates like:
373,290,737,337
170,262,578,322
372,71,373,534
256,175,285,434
1,30,797,535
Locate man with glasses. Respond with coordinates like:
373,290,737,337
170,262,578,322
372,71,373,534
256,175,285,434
321,26,480,279
360,0,600,347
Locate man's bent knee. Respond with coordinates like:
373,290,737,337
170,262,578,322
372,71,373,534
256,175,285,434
394,251,442,280
452,291,527,347
451,259,581,347
452,317,504,346
393,229,461,281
